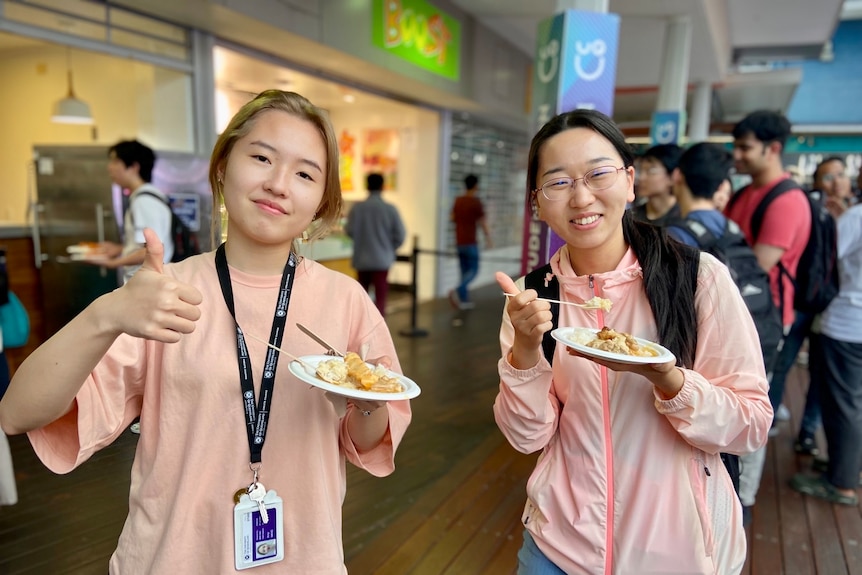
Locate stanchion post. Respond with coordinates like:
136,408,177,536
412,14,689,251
399,235,428,338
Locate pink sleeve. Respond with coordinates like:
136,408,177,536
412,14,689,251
755,189,811,250
27,336,147,474
492,303,560,454
340,400,411,477
654,255,773,455
338,313,413,477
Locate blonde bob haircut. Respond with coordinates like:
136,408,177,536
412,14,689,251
209,89,343,243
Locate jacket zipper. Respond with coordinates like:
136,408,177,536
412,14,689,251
591,275,615,575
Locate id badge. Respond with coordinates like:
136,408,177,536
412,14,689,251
234,490,284,570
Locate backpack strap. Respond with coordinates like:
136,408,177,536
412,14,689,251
524,263,558,365
749,179,800,242
134,190,171,208
678,219,720,251
749,178,799,323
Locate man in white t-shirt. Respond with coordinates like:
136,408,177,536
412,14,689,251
88,140,174,282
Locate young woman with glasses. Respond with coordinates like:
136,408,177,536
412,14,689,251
494,109,772,575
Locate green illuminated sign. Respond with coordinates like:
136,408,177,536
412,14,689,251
372,0,461,81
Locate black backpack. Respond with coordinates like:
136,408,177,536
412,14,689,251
731,179,839,315
136,191,201,262
524,264,741,495
678,218,783,375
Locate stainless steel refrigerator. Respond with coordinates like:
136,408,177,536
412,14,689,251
31,145,214,337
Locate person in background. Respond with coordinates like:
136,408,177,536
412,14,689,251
817,156,855,218
494,109,770,574
772,157,850,458
725,109,812,526
666,143,734,247
345,172,406,317
630,143,683,227
790,199,862,506
87,140,174,435
0,255,17,507
450,174,493,310
712,177,733,212
87,140,174,282
0,90,412,574
0,353,15,506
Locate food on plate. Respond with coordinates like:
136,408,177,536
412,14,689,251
584,296,613,311
586,327,658,357
66,242,101,254
315,352,404,393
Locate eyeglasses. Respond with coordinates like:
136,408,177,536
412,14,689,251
637,166,665,178
534,166,627,201
820,173,848,183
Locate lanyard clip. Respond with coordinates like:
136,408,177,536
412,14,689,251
249,462,261,485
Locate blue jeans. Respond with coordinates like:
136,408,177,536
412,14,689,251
456,244,480,302
517,531,566,575
769,311,815,415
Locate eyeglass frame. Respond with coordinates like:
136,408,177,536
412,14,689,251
819,172,848,183
532,165,629,202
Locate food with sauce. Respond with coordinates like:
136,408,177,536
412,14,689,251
586,327,658,357
316,352,404,393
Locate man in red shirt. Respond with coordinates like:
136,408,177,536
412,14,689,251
450,174,492,309
725,110,812,526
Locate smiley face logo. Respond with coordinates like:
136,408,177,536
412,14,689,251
574,39,607,82
537,39,560,84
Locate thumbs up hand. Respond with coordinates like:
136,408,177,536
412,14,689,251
496,271,552,369
140,227,166,275
111,228,203,343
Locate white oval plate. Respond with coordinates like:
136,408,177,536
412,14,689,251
287,354,421,401
550,327,675,365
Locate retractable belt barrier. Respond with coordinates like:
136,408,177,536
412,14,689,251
392,236,520,338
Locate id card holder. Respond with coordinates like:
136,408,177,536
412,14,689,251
234,490,284,570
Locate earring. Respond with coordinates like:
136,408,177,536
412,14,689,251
301,229,309,241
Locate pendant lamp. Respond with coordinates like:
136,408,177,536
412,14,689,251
51,48,93,125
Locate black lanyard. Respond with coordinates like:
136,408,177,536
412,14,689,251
215,243,296,465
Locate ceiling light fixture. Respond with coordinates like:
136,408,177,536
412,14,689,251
51,48,93,125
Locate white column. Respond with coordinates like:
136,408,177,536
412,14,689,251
655,16,692,112
191,30,217,157
555,0,608,12
688,80,712,143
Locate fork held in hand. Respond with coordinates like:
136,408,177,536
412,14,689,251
296,323,345,357
502,292,610,310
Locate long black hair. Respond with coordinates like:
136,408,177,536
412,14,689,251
527,110,700,367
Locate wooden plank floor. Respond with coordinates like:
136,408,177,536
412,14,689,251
1,284,860,574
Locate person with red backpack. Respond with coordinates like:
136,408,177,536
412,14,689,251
724,110,812,526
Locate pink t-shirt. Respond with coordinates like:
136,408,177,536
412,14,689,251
725,176,811,326
28,253,412,574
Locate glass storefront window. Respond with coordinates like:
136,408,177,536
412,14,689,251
0,31,195,225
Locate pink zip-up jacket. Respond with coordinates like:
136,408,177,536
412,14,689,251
494,247,772,575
